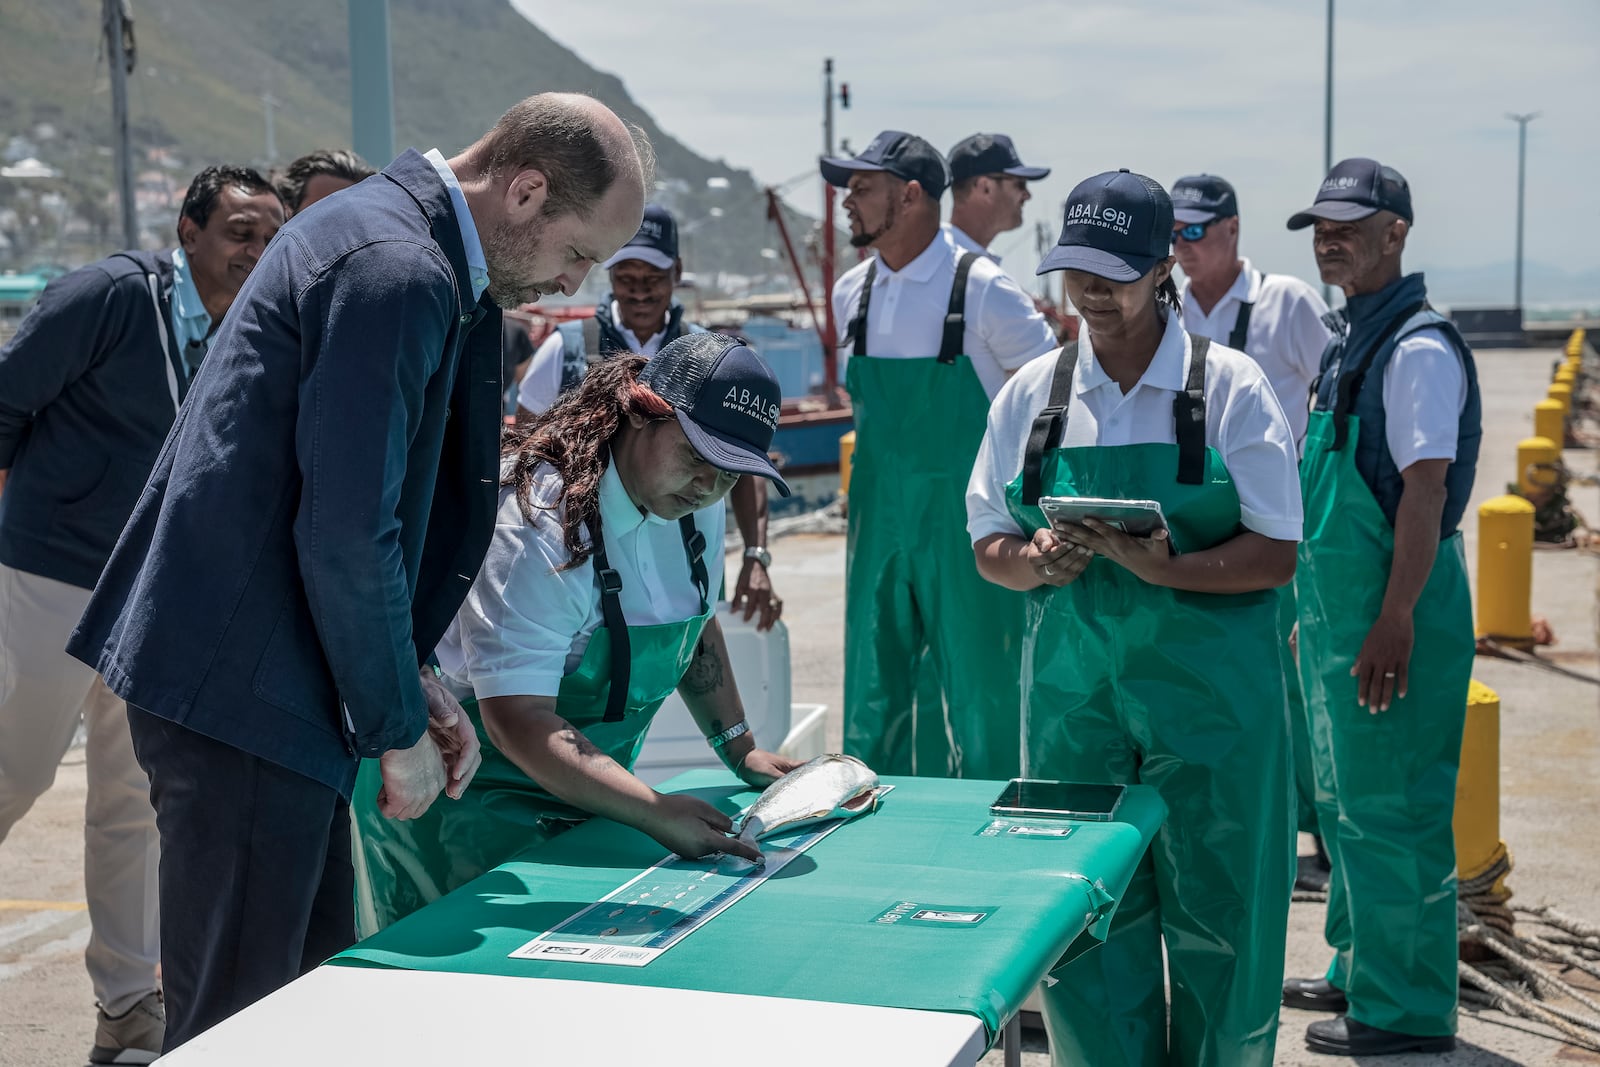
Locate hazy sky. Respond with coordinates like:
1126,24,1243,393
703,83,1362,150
514,0,1597,300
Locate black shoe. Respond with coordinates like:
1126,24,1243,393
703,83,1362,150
1282,977,1348,1013
1305,1016,1456,1056
1295,835,1333,892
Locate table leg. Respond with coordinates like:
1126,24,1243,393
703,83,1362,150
1003,1014,1021,1067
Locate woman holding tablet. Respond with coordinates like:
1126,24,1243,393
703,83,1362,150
353,334,799,929
965,170,1302,1067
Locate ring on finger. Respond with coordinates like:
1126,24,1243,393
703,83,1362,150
1383,671,1396,678
1043,565,1055,575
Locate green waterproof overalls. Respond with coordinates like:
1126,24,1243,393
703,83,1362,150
843,252,1028,779
1003,337,1294,1067
351,514,713,932
1295,395,1475,1035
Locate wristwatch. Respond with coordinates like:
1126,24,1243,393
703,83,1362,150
743,545,772,569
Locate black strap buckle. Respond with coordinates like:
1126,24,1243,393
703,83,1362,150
597,567,623,595
684,530,707,560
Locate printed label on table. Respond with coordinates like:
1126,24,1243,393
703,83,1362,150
510,785,894,967
872,901,995,927
977,818,1076,839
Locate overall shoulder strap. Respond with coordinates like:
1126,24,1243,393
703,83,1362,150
1227,299,1254,352
1174,335,1210,484
1020,343,1079,505
678,515,710,613
586,517,632,724
938,252,980,365
847,260,878,358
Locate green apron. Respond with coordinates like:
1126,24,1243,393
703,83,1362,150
843,253,1027,779
1295,409,1474,1036
1004,339,1293,1067
352,515,713,933
1279,584,1320,834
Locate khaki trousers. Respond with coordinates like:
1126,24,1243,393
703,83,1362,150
0,562,159,1014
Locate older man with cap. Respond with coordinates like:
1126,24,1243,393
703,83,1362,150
945,133,1050,262
1170,172,1332,879
1280,158,1480,1057
824,130,1056,780
516,204,782,632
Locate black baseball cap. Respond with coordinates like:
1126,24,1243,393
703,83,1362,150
1287,157,1414,230
1169,174,1238,224
603,202,678,271
946,133,1051,184
1037,169,1174,282
639,333,791,496
820,130,950,199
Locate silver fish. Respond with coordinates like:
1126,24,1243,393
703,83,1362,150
730,754,880,863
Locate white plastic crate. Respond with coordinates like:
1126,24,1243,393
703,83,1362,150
633,608,825,786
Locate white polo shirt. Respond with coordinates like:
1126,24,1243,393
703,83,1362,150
1381,327,1467,472
1180,258,1331,445
434,459,725,700
516,301,669,416
943,223,996,263
967,311,1303,545
831,229,1056,399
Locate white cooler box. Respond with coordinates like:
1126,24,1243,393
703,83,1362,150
633,607,827,786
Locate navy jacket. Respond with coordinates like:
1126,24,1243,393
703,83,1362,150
68,151,503,796
0,250,192,589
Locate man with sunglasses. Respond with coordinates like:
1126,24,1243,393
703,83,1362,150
1169,173,1332,893
515,204,782,632
944,133,1050,262
1170,174,1330,444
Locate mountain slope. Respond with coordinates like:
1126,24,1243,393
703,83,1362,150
0,0,804,279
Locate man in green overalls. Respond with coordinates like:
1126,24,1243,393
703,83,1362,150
351,334,800,930
1280,158,1481,1056
822,130,1056,780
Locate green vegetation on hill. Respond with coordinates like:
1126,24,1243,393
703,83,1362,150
0,0,809,281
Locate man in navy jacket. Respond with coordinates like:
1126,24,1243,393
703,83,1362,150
68,93,651,1050
0,163,282,1064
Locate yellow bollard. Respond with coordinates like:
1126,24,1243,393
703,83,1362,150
1549,381,1573,417
1454,680,1507,884
1515,436,1560,498
1476,494,1535,646
1534,399,1565,446
839,430,856,498
1555,367,1576,388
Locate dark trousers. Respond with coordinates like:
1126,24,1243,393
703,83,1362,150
127,705,354,1052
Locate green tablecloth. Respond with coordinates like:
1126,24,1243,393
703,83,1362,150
333,771,1163,1040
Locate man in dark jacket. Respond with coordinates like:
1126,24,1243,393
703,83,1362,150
68,92,650,1052
0,163,281,1065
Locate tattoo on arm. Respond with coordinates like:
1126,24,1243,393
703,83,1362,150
680,637,725,696
558,725,603,759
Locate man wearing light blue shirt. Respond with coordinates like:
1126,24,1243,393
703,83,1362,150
0,162,282,1065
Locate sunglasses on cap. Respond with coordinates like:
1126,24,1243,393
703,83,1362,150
1174,219,1221,242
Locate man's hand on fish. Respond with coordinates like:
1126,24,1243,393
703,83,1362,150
642,792,763,863
730,747,805,788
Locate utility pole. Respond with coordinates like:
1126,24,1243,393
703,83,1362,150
1506,112,1540,314
1321,0,1334,304
821,58,841,406
262,92,279,166
102,0,139,249
348,0,395,167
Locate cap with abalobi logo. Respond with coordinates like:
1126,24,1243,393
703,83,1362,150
1037,169,1174,282
639,333,791,496
1287,157,1413,230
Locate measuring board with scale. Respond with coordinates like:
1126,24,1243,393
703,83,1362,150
510,785,893,967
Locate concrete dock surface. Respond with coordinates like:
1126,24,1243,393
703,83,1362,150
2,347,1596,1065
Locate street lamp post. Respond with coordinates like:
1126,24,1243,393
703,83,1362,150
1506,112,1540,315
1321,0,1334,304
